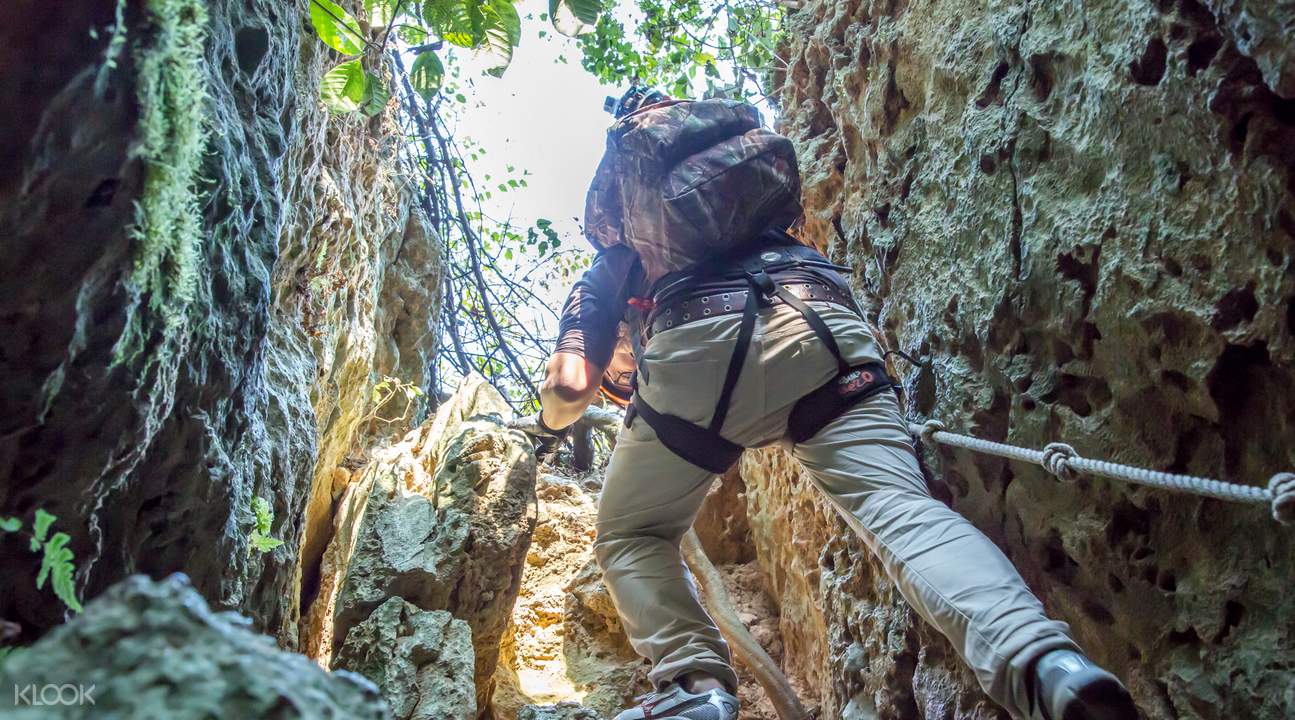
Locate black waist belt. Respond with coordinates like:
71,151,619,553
628,242,896,474
646,278,859,339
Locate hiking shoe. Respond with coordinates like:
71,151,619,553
612,683,739,720
1033,649,1139,720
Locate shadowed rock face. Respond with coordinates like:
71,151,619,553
765,0,1295,718
0,574,390,719
0,0,436,648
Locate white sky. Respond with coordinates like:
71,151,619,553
452,0,619,254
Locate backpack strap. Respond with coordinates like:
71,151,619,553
708,284,760,433
629,246,866,474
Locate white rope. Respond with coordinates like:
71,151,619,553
911,420,1294,525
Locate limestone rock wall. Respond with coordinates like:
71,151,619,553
305,375,538,718
740,449,1001,720
0,0,435,649
335,597,477,720
770,0,1295,718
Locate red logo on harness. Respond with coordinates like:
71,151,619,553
838,370,874,395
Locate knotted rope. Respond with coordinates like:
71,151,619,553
912,420,1294,525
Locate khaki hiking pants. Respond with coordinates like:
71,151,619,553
594,303,1078,720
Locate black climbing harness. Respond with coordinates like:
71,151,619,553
627,234,897,474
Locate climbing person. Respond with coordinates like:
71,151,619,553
526,86,1140,720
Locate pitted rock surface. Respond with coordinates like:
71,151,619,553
308,374,538,716
335,597,476,720
769,0,1295,718
0,574,389,719
0,0,436,651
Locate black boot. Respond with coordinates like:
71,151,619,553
1032,649,1139,720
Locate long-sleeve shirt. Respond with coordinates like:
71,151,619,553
554,244,642,369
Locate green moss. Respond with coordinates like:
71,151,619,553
113,0,209,367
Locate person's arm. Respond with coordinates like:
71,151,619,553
539,245,640,430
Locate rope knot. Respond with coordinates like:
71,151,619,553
1269,472,1295,526
919,419,946,442
1042,442,1080,483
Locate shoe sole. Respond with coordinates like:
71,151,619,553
1058,668,1139,720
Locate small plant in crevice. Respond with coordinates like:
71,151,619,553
247,497,284,556
0,510,83,614
364,375,426,427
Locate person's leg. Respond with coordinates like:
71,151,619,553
791,390,1078,718
594,308,803,696
595,417,739,693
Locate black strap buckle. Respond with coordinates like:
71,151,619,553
746,269,776,296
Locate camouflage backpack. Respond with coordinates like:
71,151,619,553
583,98,802,284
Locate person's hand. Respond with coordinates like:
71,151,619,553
513,412,571,463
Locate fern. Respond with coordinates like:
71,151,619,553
247,497,284,556
0,510,83,614
31,508,55,551
36,532,82,613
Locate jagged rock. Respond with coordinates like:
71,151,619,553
1202,0,1295,97
740,449,998,720
771,0,1295,717
335,597,476,720
693,466,757,565
518,702,602,720
0,0,433,650
0,574,388,719
307,374,537,716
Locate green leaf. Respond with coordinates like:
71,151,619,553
33,509,56,543
366,0,397,26
37,533,81,613
320,59,368,113
252,497,274,536
33,509,56,551
0,517,19,533
410,51,445,100
397,23,430,44
550,0,599,36
481,0,522,75
361,71,391,116
310,0,365,55
425,0,481,48
248,533,284,554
